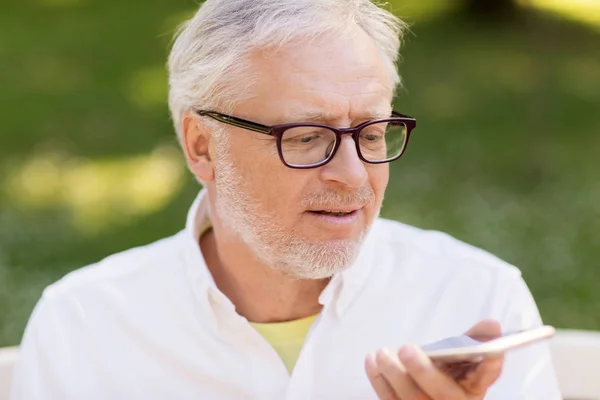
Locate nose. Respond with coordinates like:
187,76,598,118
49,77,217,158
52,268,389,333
319,135,368,189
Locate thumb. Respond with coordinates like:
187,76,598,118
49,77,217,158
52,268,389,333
465,319,502,342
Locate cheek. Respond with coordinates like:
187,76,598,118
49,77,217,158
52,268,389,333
229,137,304,212
368,165,389,199
227,136,273,181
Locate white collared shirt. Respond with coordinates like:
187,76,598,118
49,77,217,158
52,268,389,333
11,190,561,399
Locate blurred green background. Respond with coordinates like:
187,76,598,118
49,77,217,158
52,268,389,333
1,0,599,347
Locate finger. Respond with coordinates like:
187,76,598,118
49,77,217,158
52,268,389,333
365,352,400,400
375,348,425,399
399,345,466,400
460,354,504,396
465,319,502,342
440,360,482,381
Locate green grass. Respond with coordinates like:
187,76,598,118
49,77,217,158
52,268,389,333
1,1,599,346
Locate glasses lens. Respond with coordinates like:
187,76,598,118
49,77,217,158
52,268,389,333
358,120,408,162
280,126,337,166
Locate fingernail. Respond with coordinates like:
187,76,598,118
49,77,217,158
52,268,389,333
376,347,393,362
365,352,377,368
399,345,416,360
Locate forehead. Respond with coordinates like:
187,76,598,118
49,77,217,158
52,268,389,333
237,29,393,124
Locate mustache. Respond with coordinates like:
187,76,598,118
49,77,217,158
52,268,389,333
300,186,376,209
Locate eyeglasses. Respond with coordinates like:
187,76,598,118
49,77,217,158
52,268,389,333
194,109,416,169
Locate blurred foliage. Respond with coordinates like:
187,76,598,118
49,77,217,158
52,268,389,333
0,0,599,346
460,0,518,18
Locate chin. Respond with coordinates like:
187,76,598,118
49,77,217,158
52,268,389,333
272,238,362,280
282,259,354,280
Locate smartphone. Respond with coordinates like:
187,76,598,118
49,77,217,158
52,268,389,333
421,325,556,380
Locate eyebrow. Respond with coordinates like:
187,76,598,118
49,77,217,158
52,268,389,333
285,106,392,124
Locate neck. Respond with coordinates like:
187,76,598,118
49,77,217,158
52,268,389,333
200,225,329,323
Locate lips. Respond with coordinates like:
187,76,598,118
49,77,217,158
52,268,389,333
312,210,354,216
308,205,362,217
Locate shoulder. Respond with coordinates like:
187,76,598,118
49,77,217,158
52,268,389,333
46,231,187,298
22,230,195,348
14,231,196,393
31,231,192,328
365,218,540,330
369,217,522,280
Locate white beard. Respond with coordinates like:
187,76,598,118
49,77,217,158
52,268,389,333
212,139,380,280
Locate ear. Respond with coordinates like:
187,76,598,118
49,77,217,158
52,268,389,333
181,111,215,182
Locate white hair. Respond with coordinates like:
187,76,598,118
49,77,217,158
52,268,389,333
167,0,407,139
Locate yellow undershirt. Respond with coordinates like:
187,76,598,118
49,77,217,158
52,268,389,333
251,314,318,374
199,220,318,374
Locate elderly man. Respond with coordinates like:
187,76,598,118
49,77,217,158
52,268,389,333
12,0,561,399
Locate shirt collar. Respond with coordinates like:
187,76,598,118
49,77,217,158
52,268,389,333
182,189,377,319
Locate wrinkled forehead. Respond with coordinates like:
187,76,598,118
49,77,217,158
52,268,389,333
232,29,393,125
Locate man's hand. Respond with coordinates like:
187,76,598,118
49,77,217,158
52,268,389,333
365,320,504,399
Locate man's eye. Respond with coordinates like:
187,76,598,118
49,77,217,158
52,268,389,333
361,131,384,142
299,135,318,143
284,132,323,144
363,134,381,142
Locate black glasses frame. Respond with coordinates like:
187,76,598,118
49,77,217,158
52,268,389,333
194,109,416,169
